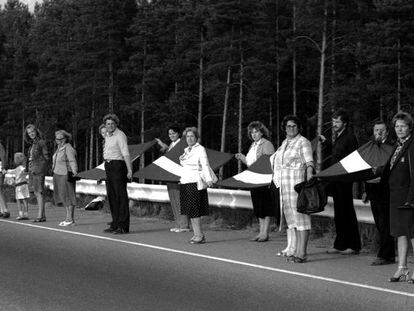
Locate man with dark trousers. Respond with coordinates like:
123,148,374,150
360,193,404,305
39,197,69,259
320,109,361,255
362,121,395,265
102,114,132,234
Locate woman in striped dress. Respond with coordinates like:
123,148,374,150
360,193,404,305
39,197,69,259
270,115,314,263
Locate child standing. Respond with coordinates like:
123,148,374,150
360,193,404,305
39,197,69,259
6,153,30,220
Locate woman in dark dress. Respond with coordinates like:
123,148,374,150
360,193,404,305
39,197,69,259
384,112,414,283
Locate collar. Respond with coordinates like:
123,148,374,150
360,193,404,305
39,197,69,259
107,128,118,137
186,142,199,151
397,135,411,146
336,128,346,139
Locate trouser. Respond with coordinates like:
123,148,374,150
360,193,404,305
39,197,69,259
332,182,361,251
167,183,189,229
105,160,130,231
366,183,395,259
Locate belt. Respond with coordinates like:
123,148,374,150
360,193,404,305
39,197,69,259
15,181,28,187
104,159,123,163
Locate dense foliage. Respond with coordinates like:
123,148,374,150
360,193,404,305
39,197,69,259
0,0,412,175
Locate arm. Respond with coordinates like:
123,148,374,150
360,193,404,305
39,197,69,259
118,132,132,179
235,153,247,165
155,138,169,153
40,139,49,162
199,147,214,187
66,144,78,175
301,138,315,181
405,143,414,205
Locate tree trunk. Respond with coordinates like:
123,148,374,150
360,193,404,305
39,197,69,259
238,33,244,173
275,0,280,146
89,103,95,170
140,41,147,173
292,1,297,115
197,28,204,141
108,62,114,113
316,0,328,173
397,38,401,112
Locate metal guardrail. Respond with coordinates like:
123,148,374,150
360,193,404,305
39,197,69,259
43,176,375,224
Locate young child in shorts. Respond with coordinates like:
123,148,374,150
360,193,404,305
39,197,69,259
6,153,30,220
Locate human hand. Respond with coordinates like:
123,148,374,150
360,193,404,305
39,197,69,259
361,192,369,204
127,170,132,180
319,135,326,143
207,181,214,187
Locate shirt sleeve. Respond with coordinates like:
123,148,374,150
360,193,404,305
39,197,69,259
66,144,78,172
262,140,275,155
118,131,130,158
300,138,314,164
199,147,213,183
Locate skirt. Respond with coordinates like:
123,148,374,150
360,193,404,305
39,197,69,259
16,184,30,200
180,183,209,218
53,173,77,207
250,186,277,218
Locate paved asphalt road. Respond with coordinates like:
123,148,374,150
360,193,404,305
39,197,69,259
0,205,413,311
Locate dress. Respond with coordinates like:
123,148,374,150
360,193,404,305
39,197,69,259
179,143,214,218
270,134,313,230
246,138,275,218
7,165,29,200
52,143,77,207
384,135,414,238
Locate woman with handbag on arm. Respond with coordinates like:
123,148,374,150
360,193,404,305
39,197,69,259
235,121,275,242
380,112,414,283
179,127,217,244
270,115,314,263
52,130,78,226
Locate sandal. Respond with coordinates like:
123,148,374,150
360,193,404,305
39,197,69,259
59,220,75,227
33,217,46,223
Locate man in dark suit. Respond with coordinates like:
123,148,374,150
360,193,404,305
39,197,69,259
321,110,361,255
363,121,395,265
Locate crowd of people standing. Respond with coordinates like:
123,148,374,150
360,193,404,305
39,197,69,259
0,110,414,284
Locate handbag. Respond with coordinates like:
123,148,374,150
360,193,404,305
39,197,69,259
67,171,79,183
294,178,327,215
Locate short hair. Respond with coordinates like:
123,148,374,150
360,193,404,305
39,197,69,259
281,115,302,132
24,124,43,143
247,121,270,140
103,113,119,126
14,152,26,165
55,129,72,142
332,109,350,126
373,120,389,131
98,123,106,133
392,111,414,129
168,125,181,136
183,127,199,139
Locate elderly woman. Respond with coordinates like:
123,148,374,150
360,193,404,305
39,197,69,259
179,127,216,244
52,130,78,226
25,124,49,222
381,112,414,283
156,125,190,233
270,115,314,263
235,121,275,242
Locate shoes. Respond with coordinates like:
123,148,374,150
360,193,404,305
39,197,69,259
104,227,116,233
16,216,29,220
189,235,205,244
257,236,269,242
287,256,307,263
59,220,75,227
389,266,409,282
112,228,129,234
371,257,395,266
249,236,260,242
340,248,359,255
1,212,10,219
326,248,341,254
277,248,296,257
107,222,113,226
33,217,46,222
408,278,414,284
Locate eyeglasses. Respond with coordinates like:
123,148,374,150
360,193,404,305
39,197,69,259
55,138,65,141
286,125,298,129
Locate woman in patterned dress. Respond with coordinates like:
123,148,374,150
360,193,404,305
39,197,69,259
179,127,216,244
235,121,275,242
270,115,314,263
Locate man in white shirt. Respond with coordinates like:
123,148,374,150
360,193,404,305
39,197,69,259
102,114,132,234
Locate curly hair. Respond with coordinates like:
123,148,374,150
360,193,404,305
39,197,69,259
103,113,120,126
247,121,269,140
281,115,302,132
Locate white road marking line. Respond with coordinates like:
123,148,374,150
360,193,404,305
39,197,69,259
2,219,414,298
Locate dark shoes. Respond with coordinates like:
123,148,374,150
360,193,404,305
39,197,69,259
287,256,307,263
1,212,10,219
327,248,359,255
112,228,129,234
371,257,395,266
33,217,46,222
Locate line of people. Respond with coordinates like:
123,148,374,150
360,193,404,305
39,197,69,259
0,111,413,284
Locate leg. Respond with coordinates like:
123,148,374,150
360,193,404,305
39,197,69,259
22,199,29,217
295,229,309,259
389,236,409,281
0,189,9,213
34,191,45,218
168,183,189,230
190,217,204,243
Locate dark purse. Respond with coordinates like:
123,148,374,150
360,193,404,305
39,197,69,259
67,171,79,183
294,178,327,215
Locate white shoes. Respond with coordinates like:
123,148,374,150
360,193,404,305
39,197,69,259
170,228,191,233
59,220,75,227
